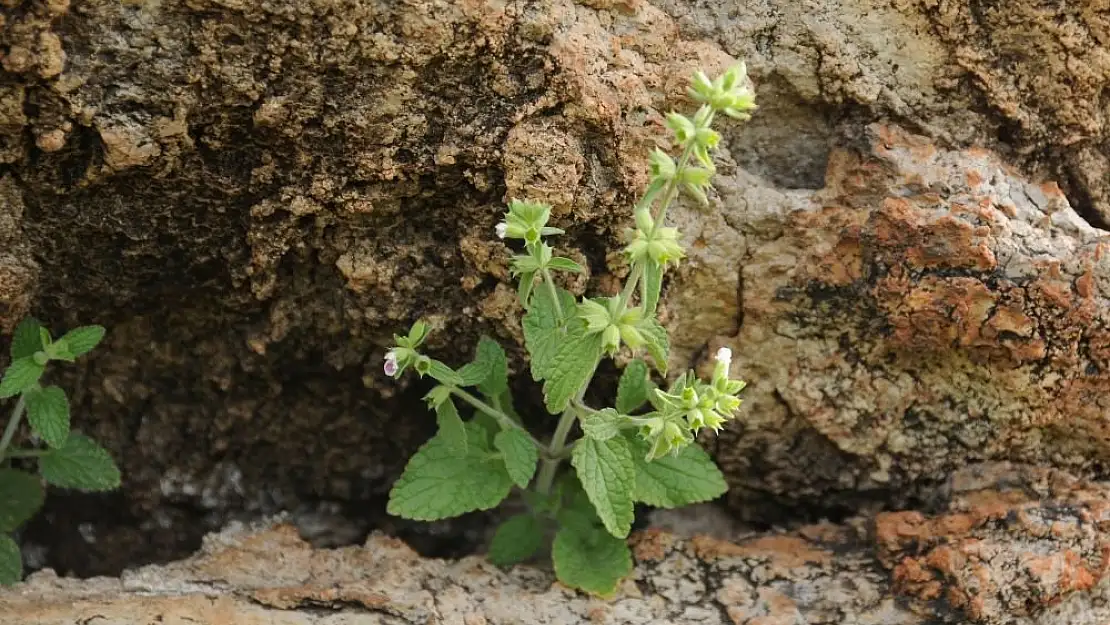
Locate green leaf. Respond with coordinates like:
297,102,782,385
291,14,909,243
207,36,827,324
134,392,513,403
642,260,663,317
426,359,464,386
0,470,44,532
387,423,513,521
580,408,622,441
630,438,727,508
571,436,635,538
541,324,603,414
0,358,44,399
24,385,70,449
522,286,576,380
548,257,584,274
616,359,651,414
552,524,632,597
38,433,121,491
435,398,468,457
457,336,509,399
488,514,546,566
638,319,670,375
57,326,105,359
517,270,537,307
0,534,20,586
10,318,44,360
494,428,538,488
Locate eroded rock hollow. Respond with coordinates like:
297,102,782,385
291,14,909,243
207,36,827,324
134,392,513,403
3,0,1110,622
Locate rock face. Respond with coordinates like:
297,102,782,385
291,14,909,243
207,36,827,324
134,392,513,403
4,463,1110,625
2,0,1110,616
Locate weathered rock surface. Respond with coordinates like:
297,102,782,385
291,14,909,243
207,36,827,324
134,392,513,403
3,462,1110,625
3,3,1110,615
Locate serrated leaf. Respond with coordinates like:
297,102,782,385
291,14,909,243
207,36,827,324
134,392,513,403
494,428,538,488
629,437,727,508
38,433,121,492
0,470,44,532
0,358,44,399
387,423,513,521
488,514,546,566
0,534,20,586
541,324,603,414
548,257,584,274
616,359,651,414
57,326,105,359
456,336,509,398
522,286,576,380
24,385,70,449
571,436,635,538
642,260,663,316
435,398,467,457
552,524,632,597
638,319,670,375
580,408,622,441
426,359,463,386
10,318,44,360
477,342,508,399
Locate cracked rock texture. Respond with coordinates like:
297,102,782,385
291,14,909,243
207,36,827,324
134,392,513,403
3,1,1110,620
4,463,1110,625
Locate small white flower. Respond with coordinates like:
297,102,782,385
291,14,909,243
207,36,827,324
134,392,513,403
495,222,508,239
715,346,732,365
384,349,399,377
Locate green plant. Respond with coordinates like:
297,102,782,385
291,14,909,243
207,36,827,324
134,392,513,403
0,317,120,585
385,64,756,596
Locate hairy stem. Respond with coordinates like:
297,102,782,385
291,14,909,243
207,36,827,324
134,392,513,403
541,268,564,320
451,388,546,451
616,141,699,314
3,448,44,458
535,363,598,494
0,396,27,462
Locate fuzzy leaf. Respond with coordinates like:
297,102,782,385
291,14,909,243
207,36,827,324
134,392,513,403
38,433,121,492
56,326,105,359
616,359,651,414
488,514,545,567
426,359,463,386
638,319,670,375
0,358,44,399
435,398,468,457
517,270,537,307
387,423,513,521
0,534,20,586
541,324,603,414
522,286,576,380
580,408,622,442
0,470,44,532
10,318,44,360
630,437,727,508
548,257,585,274
571,436,635,538
24,385,70,449
476,338,509,397
494,428,538,489
642,260,663,317
552,523,632,597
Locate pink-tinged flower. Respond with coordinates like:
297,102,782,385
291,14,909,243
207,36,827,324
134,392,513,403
384,350,399,377
495,222,508,239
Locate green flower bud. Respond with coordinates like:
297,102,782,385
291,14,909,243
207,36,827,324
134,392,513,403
602,325,622,355
577,298,614,334
665,112,696,146
649,148,676,182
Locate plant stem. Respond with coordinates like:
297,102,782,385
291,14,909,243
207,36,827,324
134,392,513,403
535,362,598,494
616,141,699,314
541,268,564,320
450,387,547,451
0,396,27,462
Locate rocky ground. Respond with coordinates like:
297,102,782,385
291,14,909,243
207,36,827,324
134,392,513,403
2,0,1110,622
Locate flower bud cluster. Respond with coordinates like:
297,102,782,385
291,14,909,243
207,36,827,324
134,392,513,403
384,320,430,378
577,297,649,356
636,347,746,460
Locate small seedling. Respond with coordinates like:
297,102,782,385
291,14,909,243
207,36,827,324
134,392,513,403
385,64,757,596
0,317,120,585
